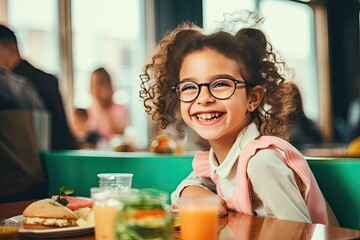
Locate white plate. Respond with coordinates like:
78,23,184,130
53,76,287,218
9,215,94,238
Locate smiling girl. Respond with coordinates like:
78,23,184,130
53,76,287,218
139,16,338,225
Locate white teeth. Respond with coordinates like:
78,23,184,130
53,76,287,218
196,113,222,121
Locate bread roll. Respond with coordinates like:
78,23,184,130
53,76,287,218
22,199,77,229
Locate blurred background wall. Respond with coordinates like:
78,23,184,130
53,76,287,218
0,0,358,149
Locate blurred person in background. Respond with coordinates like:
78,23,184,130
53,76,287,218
0,66,47,202
71,107,101,149
346,97,360,143
286,82,324,151
0,66,44,109
88,67,128,145
0,24,77,150
346,98,360,156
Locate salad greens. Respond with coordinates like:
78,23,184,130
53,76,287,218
55,186,74,206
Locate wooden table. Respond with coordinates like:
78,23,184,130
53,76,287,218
1,200,359,240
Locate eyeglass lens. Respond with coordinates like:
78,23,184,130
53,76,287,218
176,78,239,102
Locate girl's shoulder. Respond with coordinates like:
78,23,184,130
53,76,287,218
247,135,299,152
247,148,287,175
241,135,303,162
253,135,290,145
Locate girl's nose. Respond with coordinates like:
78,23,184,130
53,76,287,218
196,85,215,105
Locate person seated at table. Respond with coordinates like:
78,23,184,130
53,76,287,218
139,11,338,226
87,67,128,145
71,108,101,149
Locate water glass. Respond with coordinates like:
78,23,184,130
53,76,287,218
97,173,133,192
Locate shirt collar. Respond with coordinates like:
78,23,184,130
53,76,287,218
209,123,260,178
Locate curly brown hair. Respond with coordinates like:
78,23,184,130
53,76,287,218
140,20,296,141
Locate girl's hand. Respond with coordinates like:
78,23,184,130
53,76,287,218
180,185,228,217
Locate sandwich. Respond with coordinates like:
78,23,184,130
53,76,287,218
51,195,94,226
22,199,78,229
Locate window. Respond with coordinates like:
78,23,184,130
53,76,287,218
203,0,319,122
2,0,149,149
6,0,59,75
72,0,148,148
203,0,255,31
260,0,318,121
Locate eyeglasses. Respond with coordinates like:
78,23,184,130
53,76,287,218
171,77,246,102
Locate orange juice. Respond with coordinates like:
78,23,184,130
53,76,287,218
94,205,118,240
179,205,218,240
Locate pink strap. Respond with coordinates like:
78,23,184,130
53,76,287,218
234,136,329,224
193,151,212,177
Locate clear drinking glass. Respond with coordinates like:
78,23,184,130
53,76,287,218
97,173,133,192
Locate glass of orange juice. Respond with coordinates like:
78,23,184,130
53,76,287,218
91,189,122,240
177,196,220,240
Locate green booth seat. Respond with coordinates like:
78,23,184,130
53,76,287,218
306,156,360,230
42,150,360,230
42,150,193,201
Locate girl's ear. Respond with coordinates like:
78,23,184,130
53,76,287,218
247,86,264,112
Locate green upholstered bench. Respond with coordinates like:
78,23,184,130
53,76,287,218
306,156,360,230
42,150,193,201
41,150,359,230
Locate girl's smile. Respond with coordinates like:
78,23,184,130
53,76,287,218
192,111,224,125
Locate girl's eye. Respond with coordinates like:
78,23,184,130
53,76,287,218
180,83,197,92
212,79,232,88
